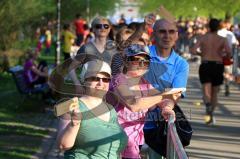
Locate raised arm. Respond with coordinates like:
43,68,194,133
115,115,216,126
57,108,82,150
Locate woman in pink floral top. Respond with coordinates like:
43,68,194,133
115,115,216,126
109,44,175,159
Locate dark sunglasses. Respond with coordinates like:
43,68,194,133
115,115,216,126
127,56,150,61
127,57,150,67
94,24,110,30
158,29,177,34
85,76,111,83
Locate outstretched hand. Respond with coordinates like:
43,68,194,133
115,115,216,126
144,13,156,26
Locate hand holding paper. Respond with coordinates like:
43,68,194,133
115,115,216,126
54,97,79,116
161,88,186,95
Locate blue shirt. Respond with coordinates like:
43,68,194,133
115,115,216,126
144,45,189,129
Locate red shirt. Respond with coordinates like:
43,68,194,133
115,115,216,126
74,19,85,35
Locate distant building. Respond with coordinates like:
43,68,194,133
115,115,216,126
109,0,142,24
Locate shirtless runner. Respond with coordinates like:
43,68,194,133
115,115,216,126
191,18,231,125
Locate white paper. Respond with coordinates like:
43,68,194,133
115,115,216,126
161,88,186,95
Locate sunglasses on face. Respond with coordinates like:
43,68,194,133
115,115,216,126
85,76,111,83
127,56,150,61
127,57,150,67
94,24,110,30
158,29,177,35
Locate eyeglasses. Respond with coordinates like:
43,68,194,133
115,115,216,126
127,57,150,67
127,56,150,61
94,24,110,30
85,76,111,83
158,29,177,35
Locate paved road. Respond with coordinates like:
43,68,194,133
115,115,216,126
35,62,240,159
181,62,240,159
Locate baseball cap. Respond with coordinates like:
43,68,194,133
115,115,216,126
80,60,111,81
124,44,150,57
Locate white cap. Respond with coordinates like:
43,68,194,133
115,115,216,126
80,60,111,81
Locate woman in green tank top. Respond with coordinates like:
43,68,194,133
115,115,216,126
57,60,127,159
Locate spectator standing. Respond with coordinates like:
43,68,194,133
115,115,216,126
57,60,128,159
110,44,175,159
70,16,115,95
45,27,52,55
74,13,86,46
62,23,76,60
143,18,189,158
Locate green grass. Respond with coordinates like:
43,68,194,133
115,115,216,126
0,72,56,159
0,73,15,91
0,45,70,158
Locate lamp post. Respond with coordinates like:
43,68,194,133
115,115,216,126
56,0,61,65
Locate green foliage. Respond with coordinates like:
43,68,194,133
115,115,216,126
61,0,120,23
139,0,240,19
0,0,55,50
0,0,120,52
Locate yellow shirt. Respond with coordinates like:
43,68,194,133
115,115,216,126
62,30,76,53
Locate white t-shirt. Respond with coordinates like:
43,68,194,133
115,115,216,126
218,28,238,49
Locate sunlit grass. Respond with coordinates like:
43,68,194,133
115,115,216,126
0,63,56,158
0,137,40,159
0,122,49,137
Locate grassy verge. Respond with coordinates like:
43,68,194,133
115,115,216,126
0,73,55,159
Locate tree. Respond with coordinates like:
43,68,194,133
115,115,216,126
0,0,120,51
61,0,120,23
0,0,55,50
139,0,240,19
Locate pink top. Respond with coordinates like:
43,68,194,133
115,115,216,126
110,73,150,158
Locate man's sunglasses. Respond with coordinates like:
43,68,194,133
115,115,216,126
158,29,177,34
94,24,110,30
85,76,111,83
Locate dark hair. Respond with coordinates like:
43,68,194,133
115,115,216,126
128,22,142,31
63,23,70,30
83,24,89,30
76,13,81,18
115,26,134,45
209,18,220,32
